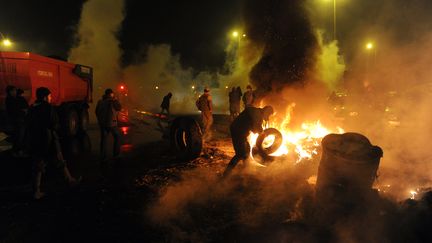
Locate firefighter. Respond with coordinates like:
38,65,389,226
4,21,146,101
26,87,80,199
223,105,274,177
160,92,172,116
229,87,241,121
196,87,213,141
242,85,256,109
95,88,122,165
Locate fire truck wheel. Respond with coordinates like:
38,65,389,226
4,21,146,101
65,109,79,137
170,117,203,161
255,128,283,156
79,108,89,131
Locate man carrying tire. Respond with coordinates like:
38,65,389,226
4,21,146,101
223,105,274,177
95,88,122,165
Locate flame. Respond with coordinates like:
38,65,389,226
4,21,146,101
248,103,344,162
409,189,419,200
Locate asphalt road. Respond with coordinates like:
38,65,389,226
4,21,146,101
1,113,432,243
0,114,234,242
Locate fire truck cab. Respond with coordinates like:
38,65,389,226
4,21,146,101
0,52,93,137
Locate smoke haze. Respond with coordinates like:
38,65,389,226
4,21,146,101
67,0,432,200
68,0,124,97
243,0,319,94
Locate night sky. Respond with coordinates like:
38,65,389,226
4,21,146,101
1,0,432,71
0,0,241,70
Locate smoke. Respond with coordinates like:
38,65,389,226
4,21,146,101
328,1,432,200
314,32,346,91
68,0,124,95
240,0,432,200
243,0,319,94
66,1,263,115
147,158,318,242
122,38,262,114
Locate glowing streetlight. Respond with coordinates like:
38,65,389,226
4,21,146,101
155,86,159,90
232,31,239,38
365,41,377,84
0,32,13,48
191,85,195,90
2,39,11,47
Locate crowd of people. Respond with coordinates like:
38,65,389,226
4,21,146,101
4,85,81,199
3,85,126,199
2,83,270,199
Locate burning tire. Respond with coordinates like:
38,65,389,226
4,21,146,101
255,128,283,156
170,117,203,160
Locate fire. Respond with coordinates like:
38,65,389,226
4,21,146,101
409,189,419,200
248,103,344,162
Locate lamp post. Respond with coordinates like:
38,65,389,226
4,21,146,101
365,42,376,83
323,0,338,41
333,0,336,41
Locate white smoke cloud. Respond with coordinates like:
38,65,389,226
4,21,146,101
68,0,124,94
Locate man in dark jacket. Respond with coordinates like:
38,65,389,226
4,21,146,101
5,86,28,155
27,87,80,199
5,86,19,151
223,106,274,177
95,88,122,163
160,92,172,116
14,89,29,155
229,87,242,121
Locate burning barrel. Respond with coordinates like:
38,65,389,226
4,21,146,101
316,133,383,206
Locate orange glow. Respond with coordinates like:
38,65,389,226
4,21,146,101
248,103,344,163
121,126,129,135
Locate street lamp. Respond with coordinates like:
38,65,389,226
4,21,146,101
365,41,376,83
332,0,336,41
0,32,13,48
230,30,247,46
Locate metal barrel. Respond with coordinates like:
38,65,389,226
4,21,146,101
316,133,383,199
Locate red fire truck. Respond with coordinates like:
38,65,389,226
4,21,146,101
0,52,93,137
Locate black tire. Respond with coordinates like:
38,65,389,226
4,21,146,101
79,108,89,131
255,128,283,156
65,109,79,137
170,117,203,161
